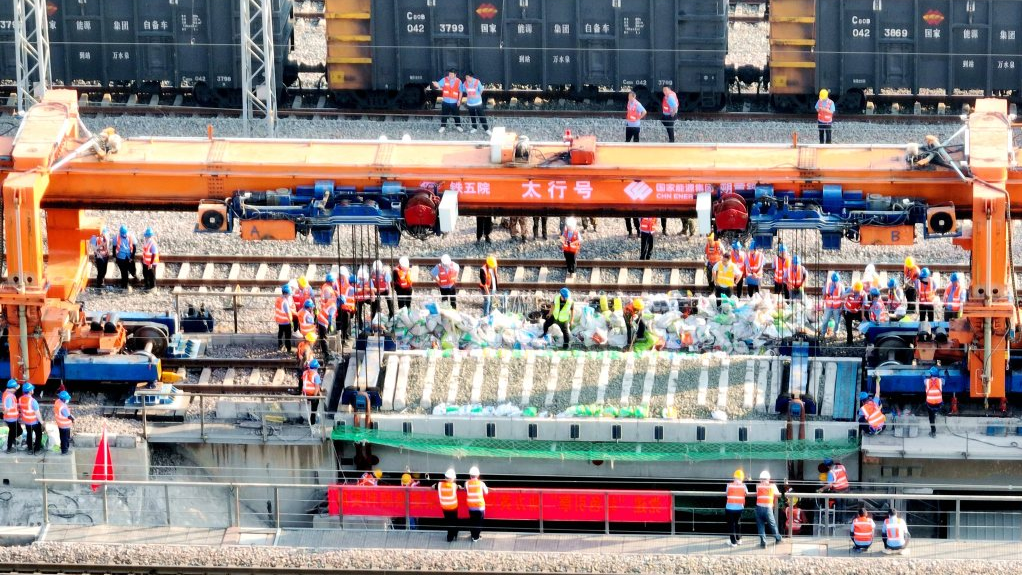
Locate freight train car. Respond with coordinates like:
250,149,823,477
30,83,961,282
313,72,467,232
769,0,1022,111
326,0,730,110
0,0,297,106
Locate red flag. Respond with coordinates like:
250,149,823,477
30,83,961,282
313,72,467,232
91,426,115,492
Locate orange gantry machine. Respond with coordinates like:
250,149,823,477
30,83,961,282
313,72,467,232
0,89,1020,398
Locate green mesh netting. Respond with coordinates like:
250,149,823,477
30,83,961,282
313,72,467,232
331,427,859,463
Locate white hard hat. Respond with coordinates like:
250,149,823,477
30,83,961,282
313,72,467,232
399,256,410,268
357,266,368,279
441,254,452,266
339,266,350,277
469,466,480,477
445,468,456,480
565,217,577,229
372,259,383,270
759,470,771,480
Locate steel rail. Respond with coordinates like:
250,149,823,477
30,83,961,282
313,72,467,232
2,564,581,575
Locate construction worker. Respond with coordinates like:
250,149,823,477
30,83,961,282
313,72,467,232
580,217,598,233
784,255,807,301
293,276,314,315
859,390,886,436
393,257,414,310
815,89,835,144
755,470,783,548
371,260,394,320
624,217,641,238
924,367,944,438
113,225,137,291
561,217,581,278
357,468,382,486
297,332,317,371
465,466,489,541
821,272,844,337
712,252,742,306
744,240,764,296
402,472,421,530
625,298,650,352
542,288,574,350
462,71,489,134
842,281,865,346
867,288,889,323
302,358,322,425
771,244,791,300
638,217,656,260
89,227,112,290
730,241,746,297
53,391,74,455
299,299,317,339
624,91,647,142
704,233,724,290
850,508,875,552
682,217,696,237
661,86,679,143
436,468,462,542
274,285,295,352
432,69,463,133
19,383,42,454
475,216,493,243
3,380,19,454
725,469,748,547
508,216,527,242
903,256,920,312
882,508,910,553
943,273,965,319
886,278,907,319
432,254,460,309
354,268,376,327
479,255,499,316
861,264,882,297
140,227,159,290
784,493,807,536
818,457,850,494
915,268,937,322
533,216,549,241
316,288,336,361
322,273,340,302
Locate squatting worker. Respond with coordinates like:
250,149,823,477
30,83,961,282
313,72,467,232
624,91,647,142
815,89,835,144
883,508,910,553
436,468,462,542
725,469,748,547
462,72,489,134
542,288,574,350
465,466,489,541
851,508,875,552
433,69,463,133
3,379,20,453
661,86,679,143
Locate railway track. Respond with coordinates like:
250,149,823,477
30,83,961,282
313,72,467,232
160,357,311,394
2,565,559,575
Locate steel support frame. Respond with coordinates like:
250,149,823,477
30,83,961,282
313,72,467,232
240,0,278,137
12,0,51,115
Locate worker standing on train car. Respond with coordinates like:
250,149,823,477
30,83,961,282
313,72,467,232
465,466,489,541
316,288,336,361
302,359,322,425
19,384,41,454
638,217,656,260
624,91,647,142
561,218,581,278
771,243,791,301
462,72,489,135
821,272,844,337
3,380,19,454
943,273,966,320
542,288,574,350
924,367,944,438
842,281,865,346
744,240,764,296
393,257,414,310
432,254,461,309
661,86,679,143
113,225,137,291
850,508,876,552
725,469,748,547
784,255,807,301
437,468,462,542
858,390,886,436
274,285,295,352
371,260,394,320
730,241,746,297
89,227,113,290
53,391,74,455
886,278,907,320
704,233,724,290
815,89,835,144
140,227,160,291
755,471,783,548
903,256,920,314
915,268,937,322
478,255,499,316
432,69,463,133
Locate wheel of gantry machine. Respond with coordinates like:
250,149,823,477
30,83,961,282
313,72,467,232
872,336,914,367
402,192,439,240
127,324,170,357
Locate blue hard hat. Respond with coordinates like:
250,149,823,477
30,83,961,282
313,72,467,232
349,275,356,284
119,225,128,236
732,241,742,250
823,457,834,466
929,367,939,376
950,272,959,282
791,255,800,267
830,272,839,282
920,267,931,279
58,391,70,402
281,284,291,294
22,383,33,393
101,226,108,235
5,379,15,389
749,239,757,250
144,227,154,237
870,287,880,297
887,278,896,289
778,243,786,253
309,359,321,369
859,391,869,401
326,273,335,283
304,299,314,309
560,287,571,299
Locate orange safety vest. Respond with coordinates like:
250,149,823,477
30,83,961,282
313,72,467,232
861,400,885,429
293,286,313,310
639,218,656,234
355,281,374,302
745,251,763,279
317,299,336,326
843,290,864,313
372,272,389,293
466,478,486,510
785,265,806,289
115,233,135,257
705,241,722,264
341,285,355,313
561,229,580,254
18,394,37,425
817,99,834,124
480,266,496,291
436,265,457,288
726,482,746,508
395,267,412,289
786,506,806,534
296,341,314,366
904,264,919,283
916,279,935,302
441,78,462,101
661,88,677,114
869,300,889,323
944,283,963,311
141,238,159,266
756,484,777,507
2,390,18,422
884,517,906,546
54,398,72,429
830,464,849,491
94,234,111,259
731,249,745,273
357,473,378,487
773,255,789,283
438,480,459,511
626,100,642,122
925,377,943,405
299,309,316,336
852,517,874,544
273,296,292,325
824,282,844,309
301,369,320,396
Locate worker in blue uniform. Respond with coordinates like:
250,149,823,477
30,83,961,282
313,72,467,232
661,86,679,143
462,72,489,134
113,225,137,291
624,91,647,142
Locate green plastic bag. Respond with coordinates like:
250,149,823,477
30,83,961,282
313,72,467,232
523,406,538,417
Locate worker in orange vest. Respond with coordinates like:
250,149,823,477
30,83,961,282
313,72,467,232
293,276,314,313
885,278,907,319
784,255,808,301
903,256,920,313
371,260,394,320
302,359,322,425
784,493,807,536
357,468,382,486
755,470,783,548
274,285,295,352
821,272,844,337
842,281,865,346
436,468,462,542
914,268,937,322
815,89,835,144
140,227,159,290
704,233,724,290
479,255,499,316
298,299,317,339
744,240,764,296
432,254,461,309
867,288,889,323
943,273,966,319
818,458,850,494
432,69,463,133
924,367,944,438
296,331,317,371
624,91,647,142
882,508,910,553
89,226,113,290
3,379,20,454
53,391,74,455
661,86,679,143
316,290,336,361
561,218,581,278
393,257,414,311
352,267,376,331
850,508,875,552
724,469,748,546
465,466,489,541
19,383,42,454
638,217,656,261
771,243,791,300
859,389,886,436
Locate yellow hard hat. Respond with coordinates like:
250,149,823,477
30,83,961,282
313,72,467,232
905,256,915,267
708,232,715,240
632,298,644,311
486,255,497,268
102,127,116,135
819,472,828,483
305,332,317,343
790,496,800,507
401,473,412,486
373,468,383,479
853,281,863,291
819,89,829,100
733,469,744,480
298,276,308,288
